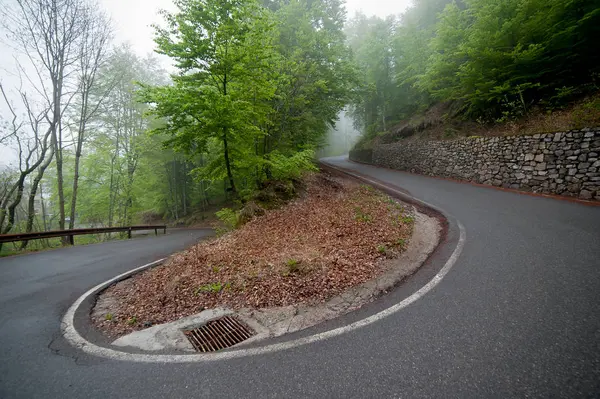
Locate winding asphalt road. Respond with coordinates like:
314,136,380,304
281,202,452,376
1,157,599,398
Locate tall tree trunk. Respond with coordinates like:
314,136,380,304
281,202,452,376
262,135,273,180
0,177,25,253
69,149,81,230
222,72,236,196
223,128,236,196
182,162,187,217
167,162,178,220
172,160,178,219
198,154,209,209
107,128,120,229
123,200,128,227
53,100,67,243
40,182,48,232
20,148,55,249
0,185,17,233
55,130,66,236
69,92,90,230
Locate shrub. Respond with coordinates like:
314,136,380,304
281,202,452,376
263,149,317,181
215,207,238,234
354,207,373,223
282,258,304,276
195,282,230,295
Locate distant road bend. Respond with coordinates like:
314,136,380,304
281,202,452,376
1,156,599,398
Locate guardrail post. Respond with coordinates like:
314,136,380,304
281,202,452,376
69,235,74,246
128,228,132,239
155,228,158,236
163,227,166,234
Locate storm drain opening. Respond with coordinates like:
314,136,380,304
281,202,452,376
183,316,255,352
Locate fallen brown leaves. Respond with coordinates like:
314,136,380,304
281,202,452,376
93,172,414,337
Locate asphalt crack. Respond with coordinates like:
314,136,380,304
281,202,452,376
48,326,105,366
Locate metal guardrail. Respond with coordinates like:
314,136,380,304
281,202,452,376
0,225,167,245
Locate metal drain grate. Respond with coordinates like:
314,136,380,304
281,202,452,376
184,316,255,352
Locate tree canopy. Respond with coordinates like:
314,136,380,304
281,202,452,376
1,0,599,253
142,0,356,199
348,0,600,134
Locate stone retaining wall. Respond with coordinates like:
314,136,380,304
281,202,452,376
348,148,373,164
350,128,600,200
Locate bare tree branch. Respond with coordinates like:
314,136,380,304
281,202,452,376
2,0,101,241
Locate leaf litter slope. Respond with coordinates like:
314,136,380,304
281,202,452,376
94,173,414,336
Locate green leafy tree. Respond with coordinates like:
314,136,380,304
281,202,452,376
425,0,600,118
350,0,600,135
346,13,397,133
260,0,356,175
142,0,278,197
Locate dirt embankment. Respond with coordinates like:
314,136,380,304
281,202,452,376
93,172,416,337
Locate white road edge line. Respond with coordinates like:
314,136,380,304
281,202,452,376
61,164,466,363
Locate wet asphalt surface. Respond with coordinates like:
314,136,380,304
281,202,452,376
1,157,599,398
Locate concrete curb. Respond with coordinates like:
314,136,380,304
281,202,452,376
61,164,466,363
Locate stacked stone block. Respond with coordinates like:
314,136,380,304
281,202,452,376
350,128,600,200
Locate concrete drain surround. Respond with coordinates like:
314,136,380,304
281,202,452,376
184,316,255,352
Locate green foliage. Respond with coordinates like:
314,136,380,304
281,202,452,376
142,0,355,200
215,208,238,232
282,258,303,276
127,316,137,325
142,0,278,196
1,0,356,251
105,313,113,321
346,14,397,133
15,0,596,248
572,96,600,128
360,184,375,192
262,150,318,181
400,215,415,225
354,207,373,223
377,244,387,254
422,0,600,118
549,86,582,109
349,0,600,141
195,282,230,294
267,0,358,153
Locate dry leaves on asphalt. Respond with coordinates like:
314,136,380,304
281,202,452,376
93,172,414,337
